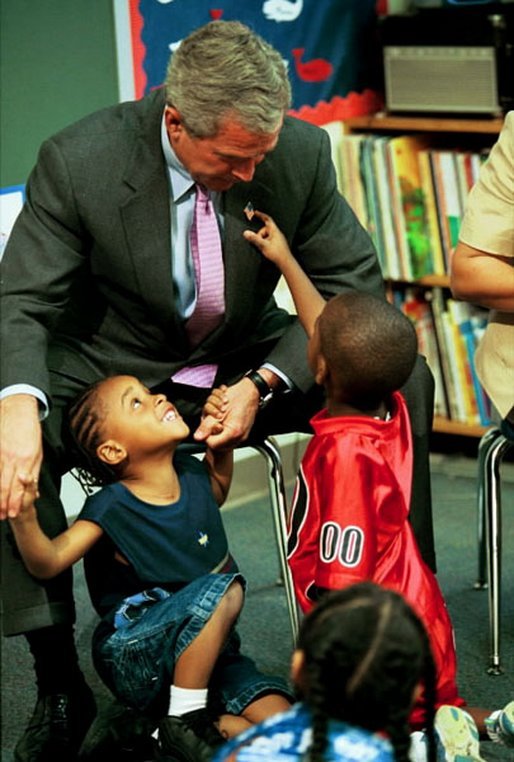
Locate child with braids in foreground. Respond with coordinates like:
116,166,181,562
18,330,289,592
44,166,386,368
213,582,438,762
206,211,514,761
7,375,292,762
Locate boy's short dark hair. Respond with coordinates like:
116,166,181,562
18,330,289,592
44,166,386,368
318,291,417,407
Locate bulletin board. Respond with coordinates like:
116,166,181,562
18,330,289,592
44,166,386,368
113,0,384,125
0,185,24,261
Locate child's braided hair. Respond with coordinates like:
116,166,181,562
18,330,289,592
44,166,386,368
67,379,123,491
297,582,437,762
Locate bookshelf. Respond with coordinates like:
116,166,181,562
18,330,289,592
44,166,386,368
339,113,505,439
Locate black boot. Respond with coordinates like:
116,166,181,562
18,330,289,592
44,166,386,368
78,701,158,762
14,682,97,762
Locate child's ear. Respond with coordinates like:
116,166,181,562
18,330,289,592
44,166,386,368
314,353,328,386
96,440,127,466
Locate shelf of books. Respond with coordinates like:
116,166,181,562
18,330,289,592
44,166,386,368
333,114,505,437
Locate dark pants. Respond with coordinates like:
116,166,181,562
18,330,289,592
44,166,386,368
1,353,435,637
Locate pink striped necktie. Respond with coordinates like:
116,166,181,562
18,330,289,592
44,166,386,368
172,184,225,388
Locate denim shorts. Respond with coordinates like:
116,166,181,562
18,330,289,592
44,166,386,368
93,572,292,715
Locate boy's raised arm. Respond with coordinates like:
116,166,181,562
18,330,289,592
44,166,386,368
243,211,326,338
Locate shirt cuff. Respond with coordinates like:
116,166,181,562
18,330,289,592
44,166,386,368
0,384,49,421
260,363,294,391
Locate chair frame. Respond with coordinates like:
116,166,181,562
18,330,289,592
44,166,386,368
476,426,513,675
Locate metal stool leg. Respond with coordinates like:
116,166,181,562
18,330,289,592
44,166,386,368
484,432,511,675
254,437,300,645
476,427,502,589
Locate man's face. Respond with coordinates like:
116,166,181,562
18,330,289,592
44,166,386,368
165,107,281,191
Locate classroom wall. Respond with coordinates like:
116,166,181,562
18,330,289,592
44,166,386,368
0,0,119,187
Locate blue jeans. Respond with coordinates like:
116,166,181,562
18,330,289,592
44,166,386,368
93,572,292,714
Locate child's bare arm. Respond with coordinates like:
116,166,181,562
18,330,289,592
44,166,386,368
243,210,326,337
203,446,234,506
8,473,103,579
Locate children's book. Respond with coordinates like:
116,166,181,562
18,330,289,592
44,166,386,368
359,136,386,273
418,149,445,276
387,135,433,279
447,299,480,425
400,287,449,418
373,136,401,280
339,134,368,228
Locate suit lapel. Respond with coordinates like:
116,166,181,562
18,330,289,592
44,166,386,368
222,180,274,326
119,95,188,352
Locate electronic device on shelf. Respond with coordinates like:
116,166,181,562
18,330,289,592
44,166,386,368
380,4,514,115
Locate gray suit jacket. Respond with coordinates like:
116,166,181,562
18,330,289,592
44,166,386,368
0,89,383,400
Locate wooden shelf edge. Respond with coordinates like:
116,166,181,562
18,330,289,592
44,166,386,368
343,113,504,135
433,416,490,438
386,275,450,288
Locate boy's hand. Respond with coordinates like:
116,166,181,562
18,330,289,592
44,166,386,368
243,210,292,268
195,386,229,439
194,378,260,449
202,385,229,422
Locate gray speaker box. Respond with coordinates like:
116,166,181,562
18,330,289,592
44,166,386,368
384,45,500,114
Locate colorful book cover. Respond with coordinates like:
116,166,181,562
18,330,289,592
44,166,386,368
359,136,386,273
428,151,452,272
339,134,368,228
435,150,463,252
470,314,493,425
441,310,467,422
447,299,480,425
418,149,445,276
373,136,401,280
400,287,449,418
387,135,433,280
383,138,412,280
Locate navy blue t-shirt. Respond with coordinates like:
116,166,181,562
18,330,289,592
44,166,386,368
79,452,235,617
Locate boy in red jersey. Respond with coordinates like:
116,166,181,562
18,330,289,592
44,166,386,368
204,210,514,760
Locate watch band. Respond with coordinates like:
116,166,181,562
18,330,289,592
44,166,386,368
244,370,274,408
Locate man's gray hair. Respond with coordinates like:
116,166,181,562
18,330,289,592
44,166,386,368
165,20,292,138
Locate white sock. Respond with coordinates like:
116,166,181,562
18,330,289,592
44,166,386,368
168,685,208,717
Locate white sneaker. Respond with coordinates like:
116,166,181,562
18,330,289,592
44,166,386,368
409,730,431,761
434,705,484,761
485,700,514,748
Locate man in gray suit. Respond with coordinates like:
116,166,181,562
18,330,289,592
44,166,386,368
0,20,435,761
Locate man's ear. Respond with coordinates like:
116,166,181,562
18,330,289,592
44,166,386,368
96,440,127,466
164,106,184,139
314,353,328,386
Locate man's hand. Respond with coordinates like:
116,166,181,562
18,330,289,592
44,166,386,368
12,473,40,522
0,395,43,520
194,378,261,449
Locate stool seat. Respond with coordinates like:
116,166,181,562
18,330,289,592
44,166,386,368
476,427,513,674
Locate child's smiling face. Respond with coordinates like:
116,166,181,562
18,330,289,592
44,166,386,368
97,375,190,456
